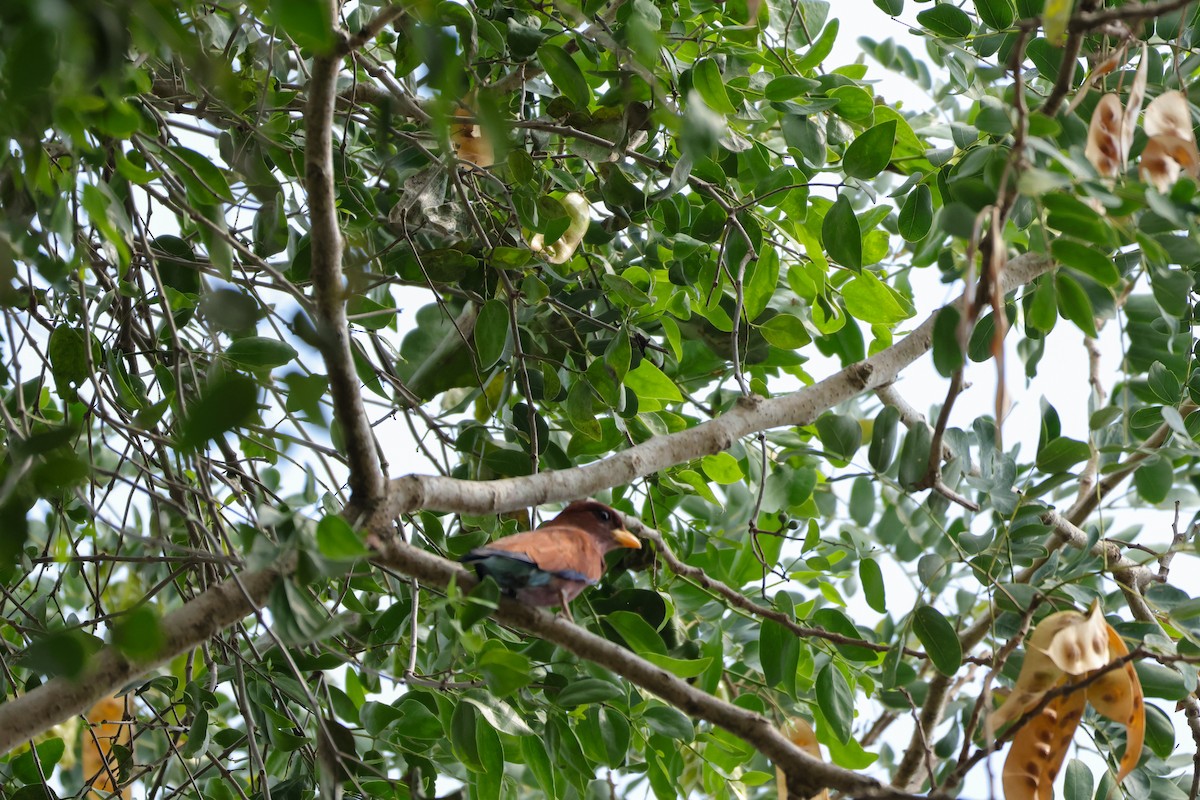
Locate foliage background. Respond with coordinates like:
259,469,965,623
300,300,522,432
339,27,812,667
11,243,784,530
1,0,1200,798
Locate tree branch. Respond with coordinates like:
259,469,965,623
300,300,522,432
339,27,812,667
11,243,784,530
306,23,387,509
370,253,1056,528
0,568,280,754
0,253,1058,765
367,537,925,800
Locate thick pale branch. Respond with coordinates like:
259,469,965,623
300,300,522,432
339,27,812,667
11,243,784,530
306,33,387,507
0,568,280,755
371,253,1056,528
0,254,1059,766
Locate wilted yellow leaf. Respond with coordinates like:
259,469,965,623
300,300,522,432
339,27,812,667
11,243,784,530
1002,688,1086,800
989,603,1105,731
528,192,591,264
1085,626,1144,782
451,108,494,168
1042,0,1074,46
82,695,130,798
775,718,830,800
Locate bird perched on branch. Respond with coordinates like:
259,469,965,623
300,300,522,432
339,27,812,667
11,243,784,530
461,501,641,619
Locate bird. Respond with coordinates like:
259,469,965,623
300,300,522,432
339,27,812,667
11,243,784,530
460,500,641,619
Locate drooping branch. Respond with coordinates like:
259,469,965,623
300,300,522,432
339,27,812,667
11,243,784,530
305,13,386,509
0,568,281,755
370,253,1056,528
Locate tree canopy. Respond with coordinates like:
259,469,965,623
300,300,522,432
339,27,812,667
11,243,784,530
1,0,1200,798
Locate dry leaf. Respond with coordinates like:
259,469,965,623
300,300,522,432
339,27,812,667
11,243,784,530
1002,688,1086,800
82,695,130,798
451,108,494,168
1086,94,1126,177
1085,626,1144,782
1121,46,1149,157
1042,600,1108,675
994,605,1145,800
775,718,830,800
1139,133,1199,191
528,192,590,264
989,603,1105,731
1144,90,1194,140
1139,90,1200,190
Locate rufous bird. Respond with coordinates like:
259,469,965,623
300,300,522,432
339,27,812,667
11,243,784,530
461,500,641,619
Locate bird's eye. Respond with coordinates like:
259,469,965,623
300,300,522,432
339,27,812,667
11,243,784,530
597,510,611,522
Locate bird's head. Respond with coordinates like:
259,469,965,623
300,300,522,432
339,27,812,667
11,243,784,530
554,500,641,553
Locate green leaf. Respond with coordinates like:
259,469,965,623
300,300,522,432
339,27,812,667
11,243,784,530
701,452,743,484
1135,661,1188,700
859,558,886,613
606,610,668,656
843,120,896,180
868,405,901,472
474,298,511,370
932,306,964,377
48,324,91,398
224,337,298,369
642,653,713,679
898,184,933,242
849,475,874,526
691,58,737,115
1064,759,1093,800
874,0,903,13
815,664,854,743
897,423,933,490
795,19,840,73
815,413,862,462
917,4,973,37
177,372,259,452
912,605,961,675
1148,361,1182,404
112,605,165,662
270,0,336,51
521,736,556,796
759,619,799,692
1055,272,1098,338
478,647,533,697
643,705,695,743
842,270,914,325
1036,437,1091,473
624,359,682,401
1050,239,1120,286
11,738,66,784
169,145,235,203
539,44,592,109
181,708,211,757
1134,456,1173,504
759,313,811,348
20,630,102,679
975,0,1015,29
764,75,820,101
1145,703,1176,758
316,515,369,560
822,195,862,270
556,678,624,706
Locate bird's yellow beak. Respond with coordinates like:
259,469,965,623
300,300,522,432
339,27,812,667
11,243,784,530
613,529,641,549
